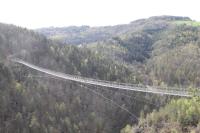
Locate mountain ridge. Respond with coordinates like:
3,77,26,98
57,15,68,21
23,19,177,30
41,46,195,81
36,16,192,45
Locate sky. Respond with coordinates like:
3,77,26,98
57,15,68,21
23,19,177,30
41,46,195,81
0,0,199,29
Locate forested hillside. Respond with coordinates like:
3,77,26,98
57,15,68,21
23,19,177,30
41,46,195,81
38,16,200,87
1,16,200,133
0,22,167,133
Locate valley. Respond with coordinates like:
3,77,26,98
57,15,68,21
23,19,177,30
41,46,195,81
1,16,200,132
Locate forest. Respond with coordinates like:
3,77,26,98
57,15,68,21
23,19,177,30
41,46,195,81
1,16,200,132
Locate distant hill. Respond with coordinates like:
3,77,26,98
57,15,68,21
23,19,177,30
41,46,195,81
36,16,191,45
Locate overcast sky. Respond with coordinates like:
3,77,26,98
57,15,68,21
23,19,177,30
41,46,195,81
0,0,199,29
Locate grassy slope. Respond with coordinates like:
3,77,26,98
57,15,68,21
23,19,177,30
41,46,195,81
174,20,200,27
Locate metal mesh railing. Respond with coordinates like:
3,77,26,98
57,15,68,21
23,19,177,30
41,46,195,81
11,58,191,97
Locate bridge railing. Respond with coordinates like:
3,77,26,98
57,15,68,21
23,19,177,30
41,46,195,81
12,58,192,96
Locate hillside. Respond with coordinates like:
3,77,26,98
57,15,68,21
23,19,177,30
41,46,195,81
1,15,200,133
37,16,200,87
37,16,190,45
0,21,167,133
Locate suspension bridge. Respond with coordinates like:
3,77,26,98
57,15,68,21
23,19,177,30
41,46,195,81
10,58,192,97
